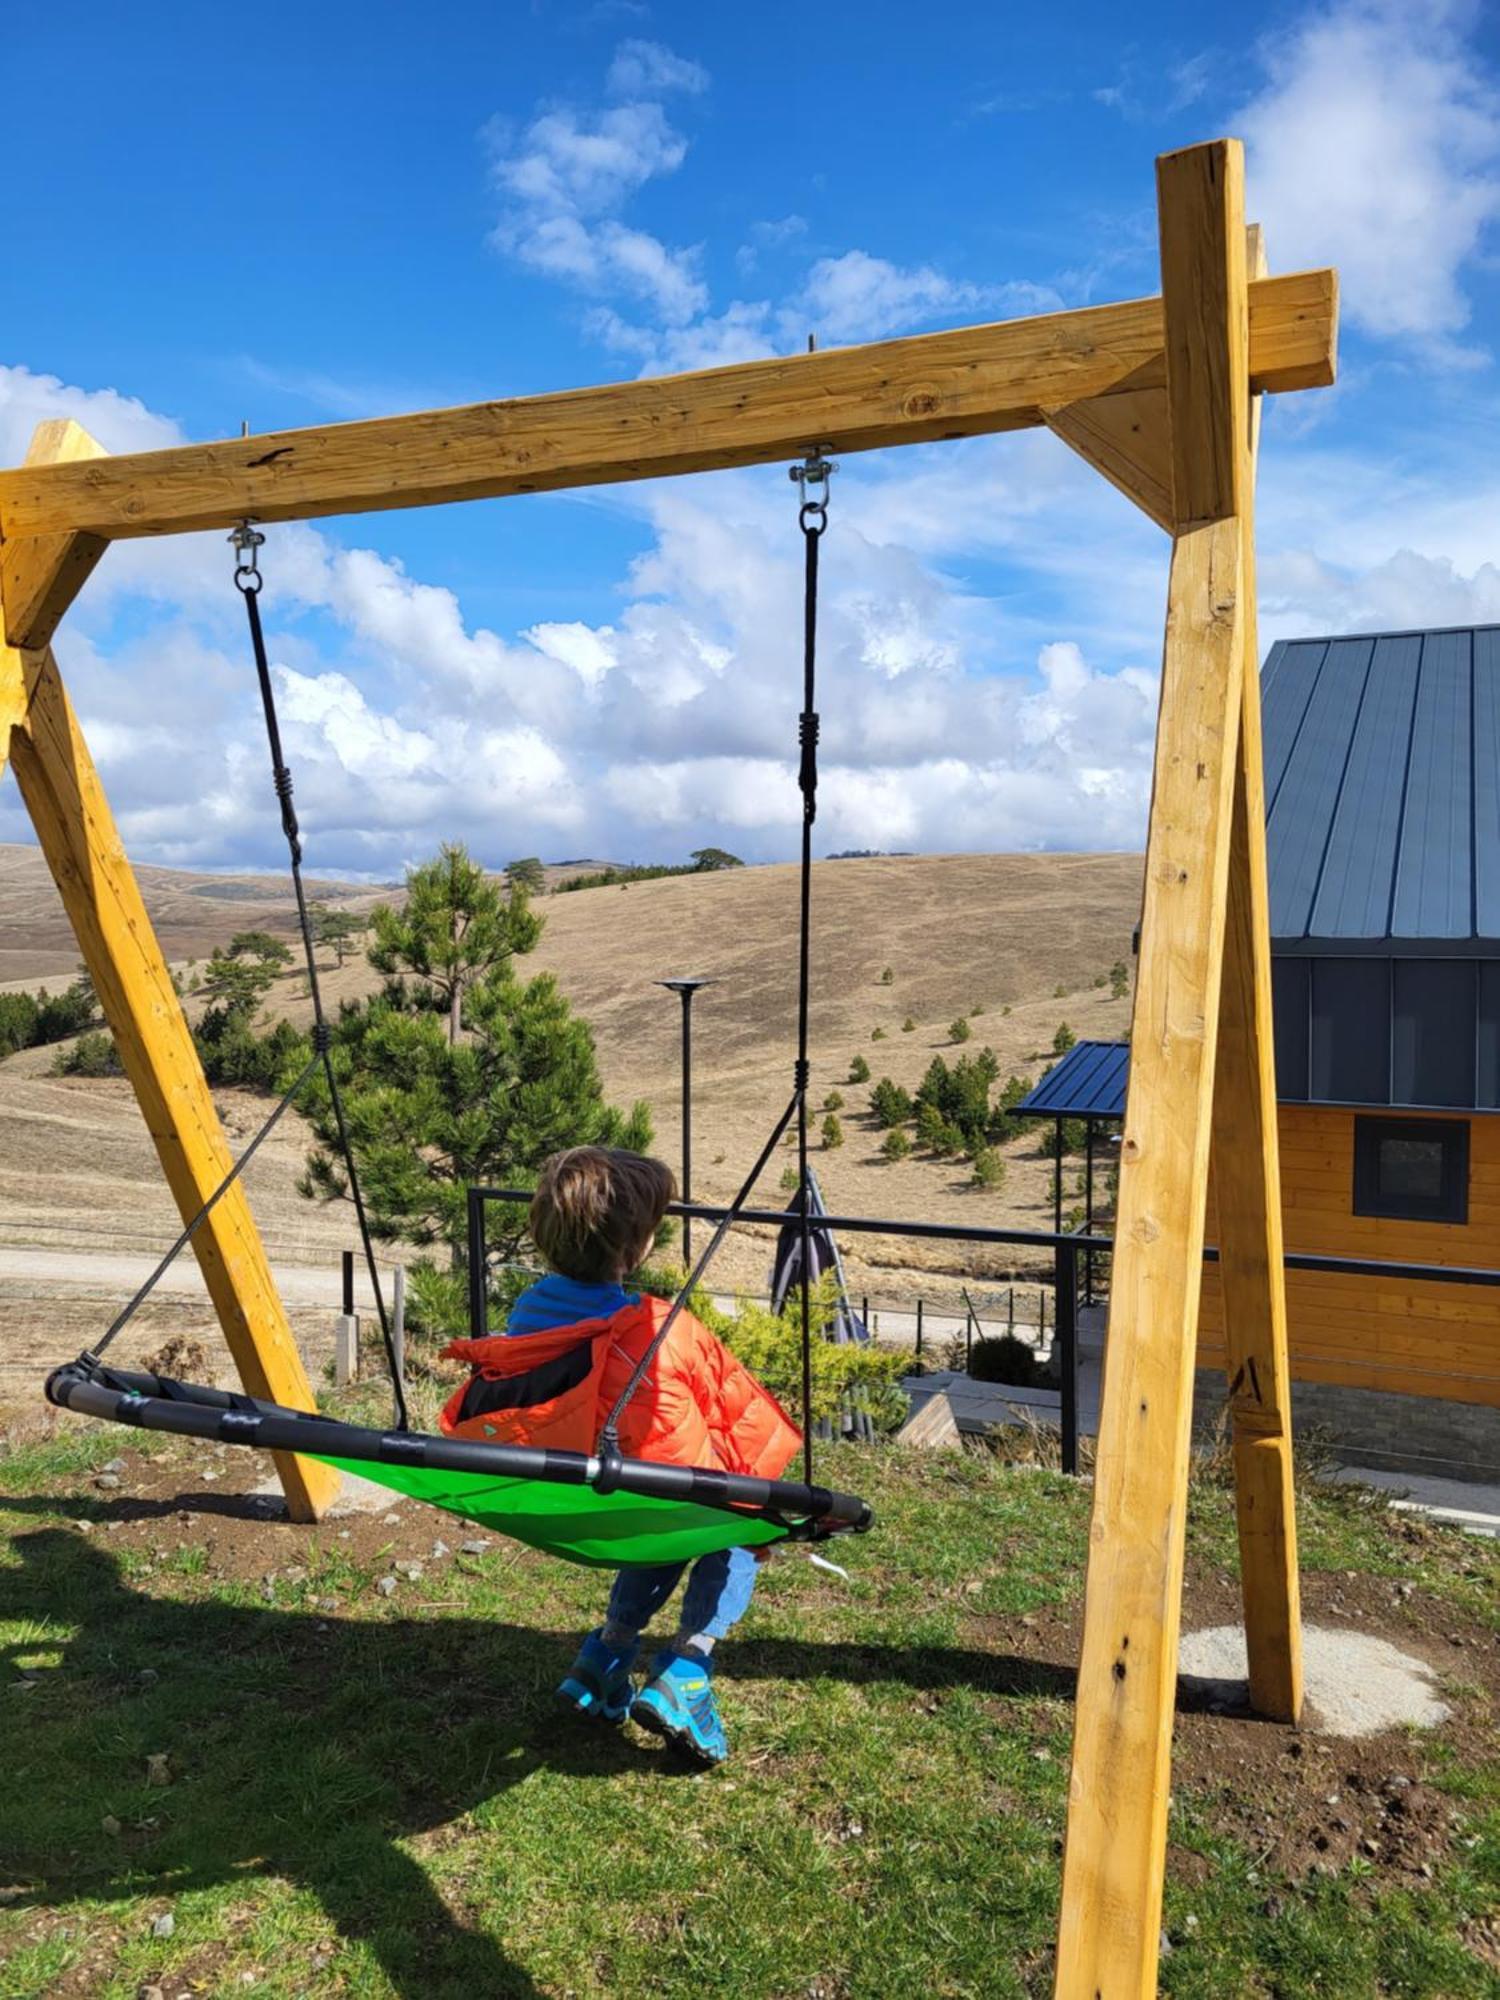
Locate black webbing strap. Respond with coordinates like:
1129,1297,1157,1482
596,454,833,1486
792,464,829,1484
234,534,408,1430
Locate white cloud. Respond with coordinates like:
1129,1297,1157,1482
606,39,708,98
0,362,184,462
800,253,1064,344
486,90,707,324
1239,0,1500,354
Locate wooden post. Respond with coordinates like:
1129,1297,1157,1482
1056,139,1255,1998
1,424,339,1523
1206,220,1303,1723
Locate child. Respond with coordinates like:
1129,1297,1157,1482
441,1146,801,1766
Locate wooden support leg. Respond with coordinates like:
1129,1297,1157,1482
1056,139,1261,1998
1,425,336,1522
1055,515,1245,1997
1207,220,1303,1725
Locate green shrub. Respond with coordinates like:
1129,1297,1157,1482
1110,958,1130,999
970,1003,984,1017
881,1128,911,1162
823,1090,845,1112
970,1146,1007,1191
902,1016,916,1033
1053,1022,1076,1056
871,1026,886,1041
779,1166,801,1193
870,1077,914,1129
848,1054,871,1083
53,1030,121,1078
879,966,894,985
949,1017,972,1044
821,1111,844,1149
968,1334,1040,1387
1053,983,1067,998
688,1279,909,1433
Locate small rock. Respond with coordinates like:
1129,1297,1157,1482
1159,1931,1173,1958
151,1912,174,1939
200,1469,220,1483
1031,1748,1050,1761
376,1576,398,1598
460,1539,491,1556
383,1512,402,1525
103,1457,126,1474
431,1540,450,1559
141,1987,166,2000
101,1815,121,1837
76,1519,94,1533
145,1753,171,1787
1362,1837,1379,1856
402,1563,424,1583
95,1473,121,1491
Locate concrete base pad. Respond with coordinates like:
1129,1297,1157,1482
251,1469,400,1519
1179,1623,1451,1738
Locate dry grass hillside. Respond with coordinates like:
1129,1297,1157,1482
0,842,384,989
0,849,1143,1390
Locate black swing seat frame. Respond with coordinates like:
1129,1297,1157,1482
45,1361,875,1542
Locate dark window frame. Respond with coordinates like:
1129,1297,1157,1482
1352,1114,1470,1225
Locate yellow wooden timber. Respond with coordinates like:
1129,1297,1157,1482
1207,217,1303,1725
0,423,339,1522
0,269,1334,556
1055,138,1260,1999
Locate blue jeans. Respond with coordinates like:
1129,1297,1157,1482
606,1546,761,1644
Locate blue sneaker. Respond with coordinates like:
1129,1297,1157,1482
556,1629,637,1723
631,1647,729,1767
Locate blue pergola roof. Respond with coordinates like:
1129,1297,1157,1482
1017,1040,1128,1119
1262,624,1500,950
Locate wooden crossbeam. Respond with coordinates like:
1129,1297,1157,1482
1055,138,1256,1999
0,270,1335,558
0,423,339,1523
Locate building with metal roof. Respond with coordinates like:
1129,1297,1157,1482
1017,1040,1130,1120
1197,622,1500,1459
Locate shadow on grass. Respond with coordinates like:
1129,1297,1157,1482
0,1509,1077,1996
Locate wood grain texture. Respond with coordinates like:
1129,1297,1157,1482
1043,381,1174,532
1055,513,1245,2000
0,420,108,648
0,271,1336,545
1205,214,1302,1725
1158,141,1250,527
0,422,336,1521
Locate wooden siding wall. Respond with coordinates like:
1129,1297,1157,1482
1199,1105,1500,1407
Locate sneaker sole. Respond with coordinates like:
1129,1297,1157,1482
630,1694,724,1768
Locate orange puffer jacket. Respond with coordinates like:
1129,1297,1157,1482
440,1295,801,1482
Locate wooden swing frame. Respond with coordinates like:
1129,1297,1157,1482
0,137,1335,1996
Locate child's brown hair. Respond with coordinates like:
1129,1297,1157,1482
529,1147,676,1283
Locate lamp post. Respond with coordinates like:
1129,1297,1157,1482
657,978,715,1265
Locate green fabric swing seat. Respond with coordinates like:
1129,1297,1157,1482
45,1363,871,1570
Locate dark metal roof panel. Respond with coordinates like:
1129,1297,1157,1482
1266,637,1374,936
1391,630,1471,938
1308,634,1421,938
1263,622,1500,946
1475,629,1500,935
1017,1039,1129,1118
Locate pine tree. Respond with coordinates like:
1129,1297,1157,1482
296,966,650,1266
821,1111,844,1149
368,842,542,1045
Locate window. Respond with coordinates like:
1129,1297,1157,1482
1271,958,1310,1101
1392,961,1475,1108
1311,959,1389,1104
1353,1115,1469,1224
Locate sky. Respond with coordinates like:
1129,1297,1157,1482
3,0,1500,879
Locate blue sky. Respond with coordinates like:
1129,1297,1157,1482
4,0,1500,877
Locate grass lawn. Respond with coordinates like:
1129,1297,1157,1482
0,1425,1495,1999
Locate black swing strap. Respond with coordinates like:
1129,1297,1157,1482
231,526,408,1429
596,452,833,1485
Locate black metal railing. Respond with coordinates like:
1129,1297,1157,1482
464,1183,1500,1479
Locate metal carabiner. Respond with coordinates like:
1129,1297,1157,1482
229,520,265,593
